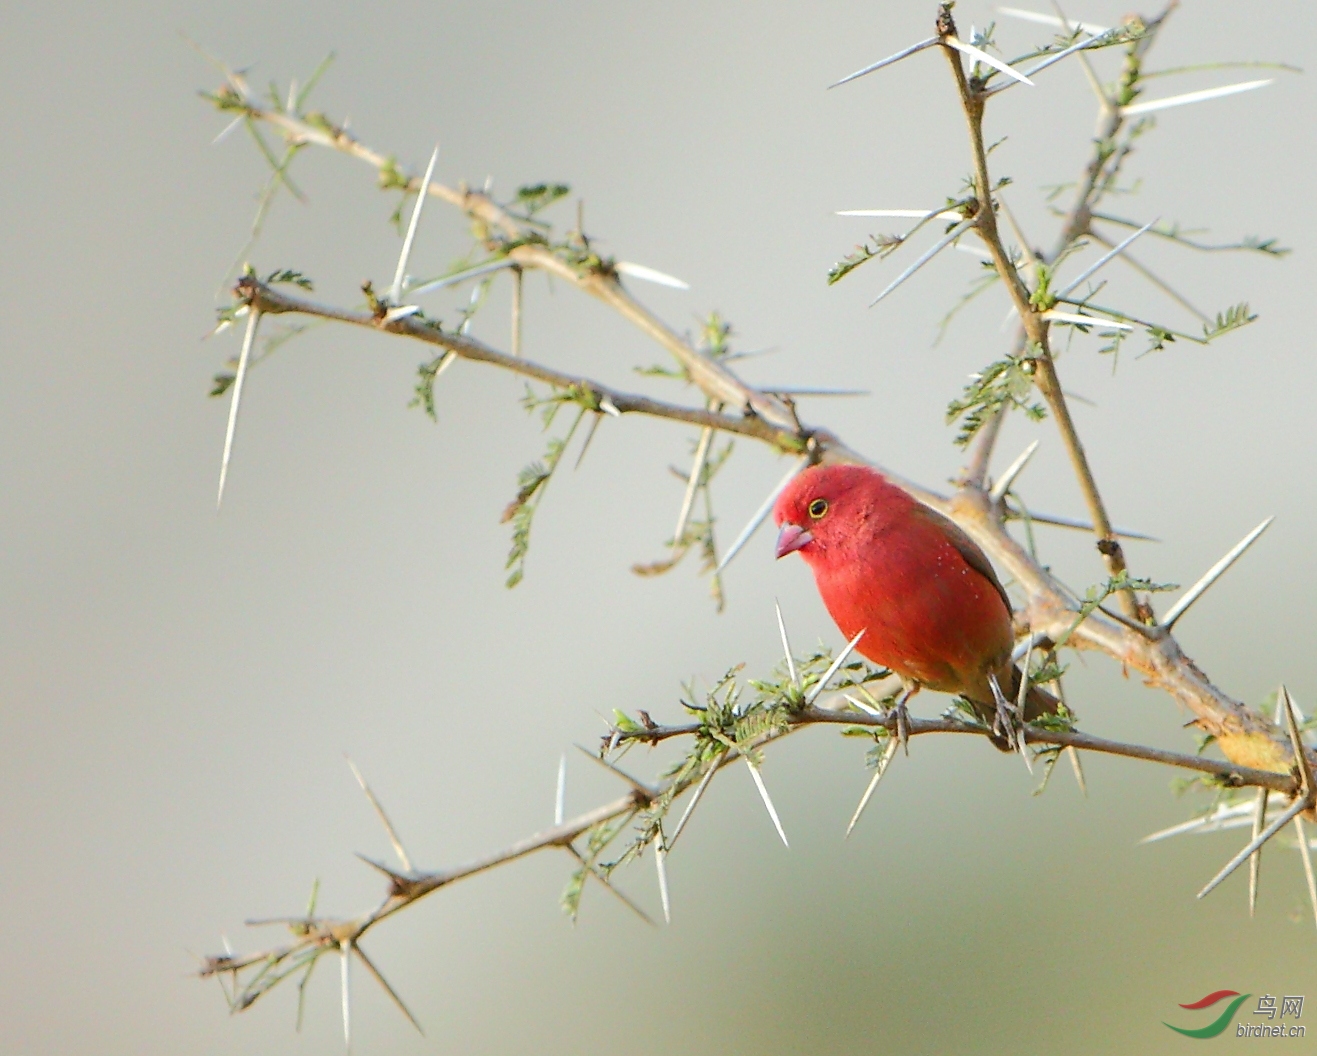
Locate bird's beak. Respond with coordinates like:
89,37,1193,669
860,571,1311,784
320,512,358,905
775,522,813,559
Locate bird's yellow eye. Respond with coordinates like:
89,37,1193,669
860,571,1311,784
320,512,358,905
808,498,829,519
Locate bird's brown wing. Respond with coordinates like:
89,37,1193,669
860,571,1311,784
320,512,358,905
912,504,1013,616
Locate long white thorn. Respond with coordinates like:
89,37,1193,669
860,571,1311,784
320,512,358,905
1041,309,1134,331
995,7,1110,36
1248,787,1268,917
614,261,690,290
760,386,871,397
989,440,1040,501
1140,802,1257,844
390,145,440,304
775,600,797,685
1277,689,1306,727
1162,517,1273,629
1280,685,1314,800
352,943,424,1035
668,762,719,850
836,208,962,220
346,756,413,873
407,258,513,298
829,36,939,88
382,304,422,323
746,759,788,847
212,115,243,145
1016,641,1035,713
217,308,261,510
1295,815,1317,933
1013,508,1159,540
1056,219,1158,299
846,736,899,837
714,457,809,574
340,940,353,1050
843,693,883,717
510,267,523,356
870,217,976,307
1197,797,1307,900
673,425,715,546
1004,30,1115,89
555,753,566,826
1121,79,1273,117
945,36,1035,86
806,630,867,705
569,847,655,925
1066,746,1087,797
428,350,458,388
654,833,671,924
1010,631,1049,663
573,744,654,796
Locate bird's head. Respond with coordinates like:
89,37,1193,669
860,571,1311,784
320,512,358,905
773,463,896,562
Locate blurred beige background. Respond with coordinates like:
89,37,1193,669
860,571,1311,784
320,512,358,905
2,1,1314,1052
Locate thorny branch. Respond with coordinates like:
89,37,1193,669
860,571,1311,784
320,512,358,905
939,3,1177,619
238,277,824,455
198,2,1310,1029
201,693,1306,1009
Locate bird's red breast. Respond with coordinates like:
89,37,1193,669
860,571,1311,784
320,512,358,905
773,464,1014,703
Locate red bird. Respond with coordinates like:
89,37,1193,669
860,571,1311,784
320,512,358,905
773,463,1054,748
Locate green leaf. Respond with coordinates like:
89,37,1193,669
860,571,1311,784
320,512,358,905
514,183,571,216
946,355,1046,446
1202,302,1256,340
264,268,313,290
409,353,450,421
500,405,587,587
827,234,903,285
1055,571,1178,648
560,865,586,922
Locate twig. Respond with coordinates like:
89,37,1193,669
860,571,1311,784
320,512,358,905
941,1,1144,618
238,278,811,454
221,95,803,433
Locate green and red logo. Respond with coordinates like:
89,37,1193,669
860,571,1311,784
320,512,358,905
1165,991,1251,1038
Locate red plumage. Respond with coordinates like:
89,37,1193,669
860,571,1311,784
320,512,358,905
773,464,1051,732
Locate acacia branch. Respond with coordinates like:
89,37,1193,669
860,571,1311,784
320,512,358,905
238,277,820,453
937,2,1162,618
200,7,1311,1022
203,693,1302,1006
213,91,806,436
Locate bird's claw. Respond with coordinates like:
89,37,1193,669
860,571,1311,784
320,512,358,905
887,684,919,756
893,700,910,756
988,673,1032,770
992,699,1016,750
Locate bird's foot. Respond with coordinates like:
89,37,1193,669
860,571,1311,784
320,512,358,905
888,684,918,756
988,673,1021,753
892,700,911,756
989,673,1033,770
